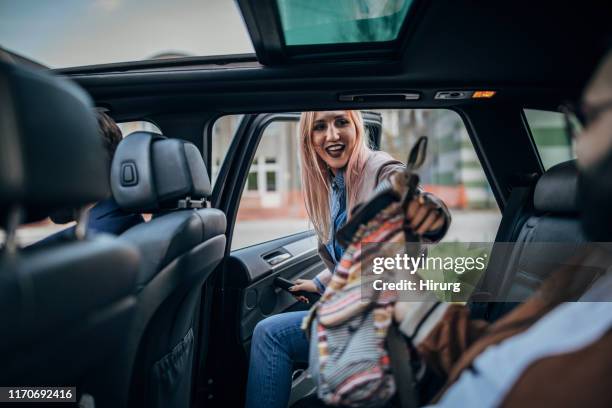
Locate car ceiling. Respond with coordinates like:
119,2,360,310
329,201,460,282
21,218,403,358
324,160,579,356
55,0,610,119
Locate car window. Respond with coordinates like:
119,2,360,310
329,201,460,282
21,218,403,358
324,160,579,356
216,110,501,250
0,0,253,68
378,110,501,243
524,109,575,170
0,218,75,248
211,115,245,185
117,121,161,136
232,119,309,250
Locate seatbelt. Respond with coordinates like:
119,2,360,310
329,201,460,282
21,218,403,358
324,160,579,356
387,324,418,408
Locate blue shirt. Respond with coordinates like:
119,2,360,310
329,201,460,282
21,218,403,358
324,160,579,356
326,170,347,264
314,170,347,293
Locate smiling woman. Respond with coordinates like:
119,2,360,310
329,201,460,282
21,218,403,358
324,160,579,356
0,0,254,68
311,111,358,172
299,110,370,244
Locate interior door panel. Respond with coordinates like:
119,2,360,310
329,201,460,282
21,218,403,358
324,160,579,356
228,231,325,348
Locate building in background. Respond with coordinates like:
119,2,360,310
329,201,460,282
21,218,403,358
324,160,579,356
380,110,496,209
213,110,498,223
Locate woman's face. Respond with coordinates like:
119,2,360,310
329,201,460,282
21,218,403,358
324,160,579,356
311,111,357,173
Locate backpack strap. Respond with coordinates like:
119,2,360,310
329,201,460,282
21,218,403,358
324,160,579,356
387,324,418,408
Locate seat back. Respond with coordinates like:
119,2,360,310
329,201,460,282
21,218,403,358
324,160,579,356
472,160,585,320
503,160,585,299
0,60,140,403
108,132,226,408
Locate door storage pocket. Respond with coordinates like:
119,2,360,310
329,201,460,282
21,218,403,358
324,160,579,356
150,327,195,408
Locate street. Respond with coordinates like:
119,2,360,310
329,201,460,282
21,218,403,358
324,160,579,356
8,210,501,249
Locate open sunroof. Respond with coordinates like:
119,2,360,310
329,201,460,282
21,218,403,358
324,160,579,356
277,0,414,46
237,0,421,65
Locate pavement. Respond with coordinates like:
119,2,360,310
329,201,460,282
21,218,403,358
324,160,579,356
7,210,502,249
232,210,501,249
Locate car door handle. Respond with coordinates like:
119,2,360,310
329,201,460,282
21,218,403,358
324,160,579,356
263,250,291,266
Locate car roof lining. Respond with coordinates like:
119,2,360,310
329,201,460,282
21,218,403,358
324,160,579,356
60,0,608,119
61,2,609,74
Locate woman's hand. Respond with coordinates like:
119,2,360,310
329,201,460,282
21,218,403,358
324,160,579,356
406,193,446,235
289,279,318,303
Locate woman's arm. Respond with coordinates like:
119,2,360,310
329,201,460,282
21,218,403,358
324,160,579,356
312,242,336,294
310,161,453,296
313,269,332,294
377,161,452,243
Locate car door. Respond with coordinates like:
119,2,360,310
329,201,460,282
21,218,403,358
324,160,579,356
200,111,381,406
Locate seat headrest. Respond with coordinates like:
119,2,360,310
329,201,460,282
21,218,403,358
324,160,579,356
533,160,578,214
0,61,109,221
111,132,212,212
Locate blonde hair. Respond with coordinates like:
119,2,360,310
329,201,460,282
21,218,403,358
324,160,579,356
299,110,371,243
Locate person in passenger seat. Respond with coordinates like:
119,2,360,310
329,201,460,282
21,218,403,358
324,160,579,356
245,110,452,408
30,111,143,246
395,49,612,407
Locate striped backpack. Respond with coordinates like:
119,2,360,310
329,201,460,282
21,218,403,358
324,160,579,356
303,138,428,408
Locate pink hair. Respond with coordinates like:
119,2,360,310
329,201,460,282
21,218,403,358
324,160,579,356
298,110,371,243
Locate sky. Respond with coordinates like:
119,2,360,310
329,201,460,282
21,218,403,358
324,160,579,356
0,0,255,68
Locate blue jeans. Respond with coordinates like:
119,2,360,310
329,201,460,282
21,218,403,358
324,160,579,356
245,311,310,408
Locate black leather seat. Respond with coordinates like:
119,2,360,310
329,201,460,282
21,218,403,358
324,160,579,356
503,161,586,299
108,132,227,408
472,160,587,320
0,60,140,402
